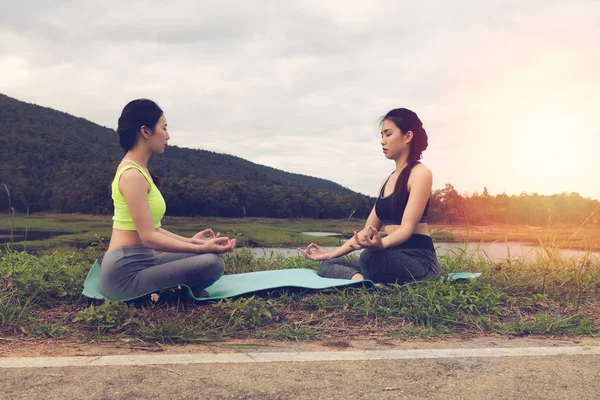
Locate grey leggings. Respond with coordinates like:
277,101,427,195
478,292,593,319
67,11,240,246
319,247,440,284
99,246,225,301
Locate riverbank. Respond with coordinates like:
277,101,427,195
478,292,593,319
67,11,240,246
2,213,599,253
1,243,599,345
430,223,600,251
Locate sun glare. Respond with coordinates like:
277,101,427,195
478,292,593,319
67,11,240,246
509,98,586,177
457,52,599,197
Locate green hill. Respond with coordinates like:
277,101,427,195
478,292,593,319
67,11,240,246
0,93,373,218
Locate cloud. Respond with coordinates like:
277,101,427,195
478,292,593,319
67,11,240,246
1,0,599,199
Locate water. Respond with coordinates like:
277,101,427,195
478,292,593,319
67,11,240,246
301,232,341,237
433,241,599,261
0,230,70,243
3,228,597,262
250,241,600,262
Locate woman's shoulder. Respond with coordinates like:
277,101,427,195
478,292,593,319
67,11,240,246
116,163,150,185
411,162,432,175
409,162,432,183
116,160,151,177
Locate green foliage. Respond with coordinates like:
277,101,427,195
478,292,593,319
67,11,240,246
223,248,317,274
0,291,34,326
2,92,599,226
257,324,320,340
495,313,599,335
471,251,600,303
0,93,373,219
134,318,221,344
430,231,456,241
212,296,280,331
299,280,506,329
223,248,267,274
0,250,89,305
0,213,366,252
279,256,318,270
1,244,599,342
30,322,70,338
73,301,133,328
397,280,505,326
437,248,488,273
429,183,600,226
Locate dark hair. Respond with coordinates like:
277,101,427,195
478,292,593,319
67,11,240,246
116,99,164,185
117,99,164,152
380,108,429,221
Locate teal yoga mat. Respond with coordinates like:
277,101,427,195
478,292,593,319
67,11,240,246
82,259,481,302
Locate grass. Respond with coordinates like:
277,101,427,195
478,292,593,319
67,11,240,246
1,236,599,344
1,207,599,343
431,223,600,251
3,213,600,254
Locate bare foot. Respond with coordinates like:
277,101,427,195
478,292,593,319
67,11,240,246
192,289,210,298
351,273,364,280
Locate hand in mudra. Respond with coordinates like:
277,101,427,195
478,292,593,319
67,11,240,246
203,237,236,254
353,226,385,250
297,243,331,261
192,229,220,244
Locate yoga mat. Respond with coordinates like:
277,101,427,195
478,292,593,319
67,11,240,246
82,259,481,302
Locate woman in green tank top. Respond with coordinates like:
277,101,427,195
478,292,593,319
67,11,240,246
99,99,236,300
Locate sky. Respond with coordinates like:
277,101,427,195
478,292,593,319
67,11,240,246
1,0,599,200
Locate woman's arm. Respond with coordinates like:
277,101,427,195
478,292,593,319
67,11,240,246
325,175,387,258
299,176,388,261
298,206,383,260
120,170,234,254
327,206,383,258
157,228,220,244
157,228,193,243
357,165,432,250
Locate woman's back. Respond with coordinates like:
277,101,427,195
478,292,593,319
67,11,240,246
107,160,164,252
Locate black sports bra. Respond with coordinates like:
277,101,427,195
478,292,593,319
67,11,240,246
375,171,430,225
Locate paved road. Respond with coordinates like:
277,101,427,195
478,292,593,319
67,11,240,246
2,339,599,399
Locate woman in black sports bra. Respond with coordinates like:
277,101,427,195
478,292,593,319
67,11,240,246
298,108,440,284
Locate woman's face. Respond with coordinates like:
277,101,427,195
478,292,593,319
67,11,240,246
380,119,412,160
148,115,170,154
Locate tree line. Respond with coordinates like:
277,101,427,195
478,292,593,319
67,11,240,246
1,93,598,224
428,184,600,226
0,92,372,219
3,178,599,225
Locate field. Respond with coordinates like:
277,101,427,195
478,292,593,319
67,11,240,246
1,212,600,348
2,213,600,253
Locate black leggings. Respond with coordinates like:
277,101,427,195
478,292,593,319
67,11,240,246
319,246,440,284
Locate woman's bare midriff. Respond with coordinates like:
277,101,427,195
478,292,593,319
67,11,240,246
383,222,430,237
106,229,145,252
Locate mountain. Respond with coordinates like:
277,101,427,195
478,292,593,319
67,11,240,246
0,93,373,218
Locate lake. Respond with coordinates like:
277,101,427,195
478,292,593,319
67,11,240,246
252,241,600,262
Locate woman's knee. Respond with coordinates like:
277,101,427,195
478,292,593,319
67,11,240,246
317,260,332,277
204,254,225,278
318,259,343,278
319,259,336,269
318,259,357,280
184,253,224,281
359,249,374,264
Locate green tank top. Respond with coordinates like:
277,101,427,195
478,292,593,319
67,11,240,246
111,160,166,230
